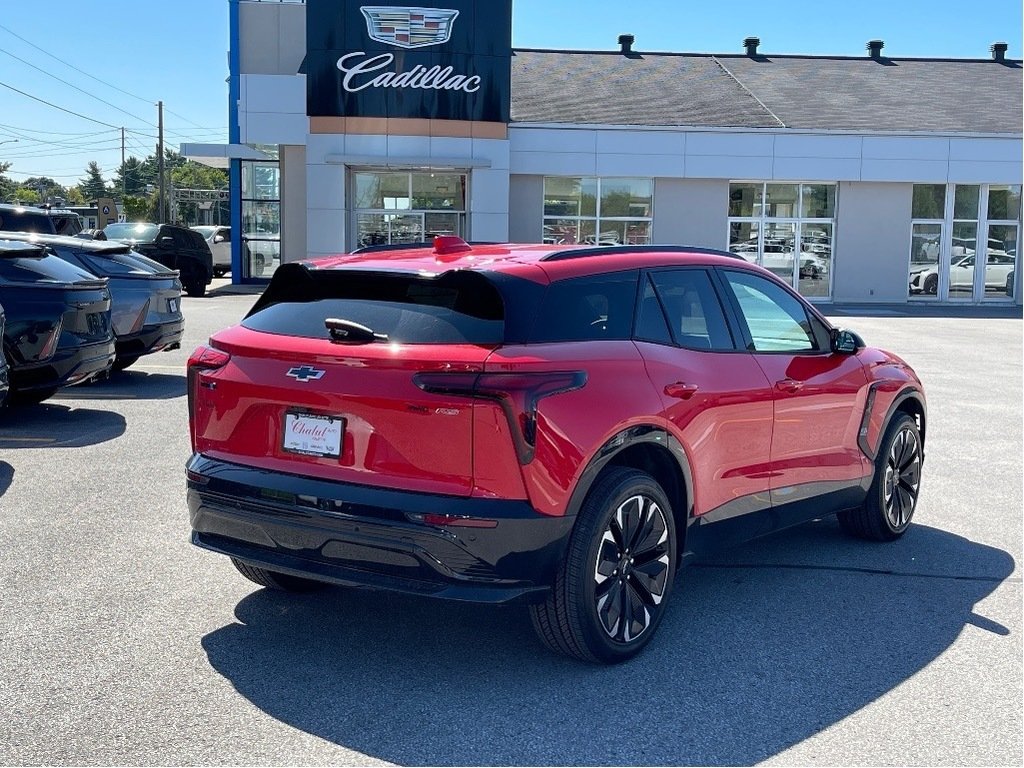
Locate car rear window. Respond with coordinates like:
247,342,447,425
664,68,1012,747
243,266,505,345
0,252,99,284
531,271,639,342
105,223,159,242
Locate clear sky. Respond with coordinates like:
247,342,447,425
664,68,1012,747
0,0,1020,185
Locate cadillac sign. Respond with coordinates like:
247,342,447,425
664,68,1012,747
306,0,512,122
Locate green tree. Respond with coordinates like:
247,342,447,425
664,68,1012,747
121,195,149,222
79,161,110,200
12,187,40,204
0,161,15,202
21,177,68,204
114,156,151,196
65,187,86,205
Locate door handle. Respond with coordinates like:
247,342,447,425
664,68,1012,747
665,382,700,399
776,378,804,393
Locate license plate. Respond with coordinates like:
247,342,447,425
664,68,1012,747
168,298,178,313
283,412,344,458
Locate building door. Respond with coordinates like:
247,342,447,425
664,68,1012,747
351,171,467,250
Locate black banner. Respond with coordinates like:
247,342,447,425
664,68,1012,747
306,0,512,122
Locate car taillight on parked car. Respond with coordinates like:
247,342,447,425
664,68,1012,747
38,319,63,361
187,345,231,450
413,371,586,464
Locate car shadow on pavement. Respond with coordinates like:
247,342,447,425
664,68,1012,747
0,404,126,449
50,372,186,402
201,520,1016,766
0,462,12,498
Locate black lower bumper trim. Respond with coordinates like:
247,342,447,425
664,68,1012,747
115,320,185,361
187,454,574,604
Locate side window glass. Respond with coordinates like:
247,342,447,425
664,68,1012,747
648,269,735,351
634,275,673,345
532,271,638,342
723,270,817,352
222,228,232,243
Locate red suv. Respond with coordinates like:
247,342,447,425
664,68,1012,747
186,238,926,663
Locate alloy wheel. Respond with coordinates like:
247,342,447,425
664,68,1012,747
884,426,921,529
593,494,671,643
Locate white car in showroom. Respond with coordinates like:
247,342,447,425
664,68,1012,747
910,250,1016,295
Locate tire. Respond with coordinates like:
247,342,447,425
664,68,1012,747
213,267,228,278
530,467,677,663
254,254,266,277
923,273,938,295
7,386,59,407
838,413,922,541
230,558,325,592
184,279,206,298
1006,272,1014,298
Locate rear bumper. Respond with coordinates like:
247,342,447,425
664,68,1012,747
186,454,574,604
115,319,185,361
9,338,115,392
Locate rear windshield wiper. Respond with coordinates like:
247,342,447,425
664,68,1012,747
325,318,389,344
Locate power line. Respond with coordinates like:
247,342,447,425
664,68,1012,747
0,81,121,129
0,21,217,131
0,123,118,138
0,48,159,129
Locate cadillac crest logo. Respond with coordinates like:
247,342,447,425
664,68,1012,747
360,6,460,49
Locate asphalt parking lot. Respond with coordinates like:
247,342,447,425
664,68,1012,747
0,286,1020,766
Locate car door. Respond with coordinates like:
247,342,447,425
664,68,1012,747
635,268,775,520
716,268,872,506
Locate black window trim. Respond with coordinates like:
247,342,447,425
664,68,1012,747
712,266,833,356
633,266,743,353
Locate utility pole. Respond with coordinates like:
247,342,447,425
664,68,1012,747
157,101,165,222
120,127,125,198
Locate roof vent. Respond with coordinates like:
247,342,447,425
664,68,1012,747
991,42,1008,61
867,39,885,59
743,37,760,56
618,34,635,54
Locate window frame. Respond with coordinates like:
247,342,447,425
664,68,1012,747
634,267,741,352
714,267,832,355
542,176,654,248
726,181,838,301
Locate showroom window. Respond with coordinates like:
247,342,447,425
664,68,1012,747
353,171,467,249
543,177,653,247
908,184,1020,301
727,182,837,299
240,159,281,279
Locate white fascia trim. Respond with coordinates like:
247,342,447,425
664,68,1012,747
325,154,492,168
509,122,1023,140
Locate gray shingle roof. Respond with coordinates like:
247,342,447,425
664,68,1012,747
511,50,1023,133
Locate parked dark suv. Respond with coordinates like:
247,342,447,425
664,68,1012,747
0,203,83,237
104,223,213,297
0,240,115,406
186,238,927,662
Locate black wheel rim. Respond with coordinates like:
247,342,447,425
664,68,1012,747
593,494,671,643
884,426,921,529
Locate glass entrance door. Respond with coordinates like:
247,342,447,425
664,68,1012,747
352,171,467,249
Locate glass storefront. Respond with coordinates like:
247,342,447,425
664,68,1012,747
728,182,836,299
240,159,281,279
353,171,467,248
543,177,653,247
908,184,1020,302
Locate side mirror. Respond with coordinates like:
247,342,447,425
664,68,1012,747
213,235,224,244
831,328,865,354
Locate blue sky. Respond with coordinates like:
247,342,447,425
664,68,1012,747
0,0,1020,185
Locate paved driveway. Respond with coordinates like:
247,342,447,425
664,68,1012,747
0,293,1019,765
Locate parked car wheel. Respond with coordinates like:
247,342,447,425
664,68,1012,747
230,558,326,592
530,467,677,663
923,274,938,295
184,278,207,298
7,386,59,407
213,267,229,279
838,413,922,541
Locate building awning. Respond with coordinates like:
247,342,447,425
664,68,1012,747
180,143,273,169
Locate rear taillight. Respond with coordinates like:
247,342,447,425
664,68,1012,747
39,319,63,360
187,345,231,451
413,371,586,464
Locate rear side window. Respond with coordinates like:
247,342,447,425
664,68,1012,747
0,253,97,284
644,270,735,351
243,267,504,345
532,271,638,342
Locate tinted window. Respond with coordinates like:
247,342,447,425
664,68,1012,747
0,253,98,284
634,276,673,345
648,270,735,351
722,270,817,352
0,209,52,234
51,214,83,236
105,223,159,242
244,269,504,345
532,271,638,342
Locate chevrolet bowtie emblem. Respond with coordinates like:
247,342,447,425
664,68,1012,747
286,366,326,382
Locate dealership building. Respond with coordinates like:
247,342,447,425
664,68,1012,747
184,0,1023,306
